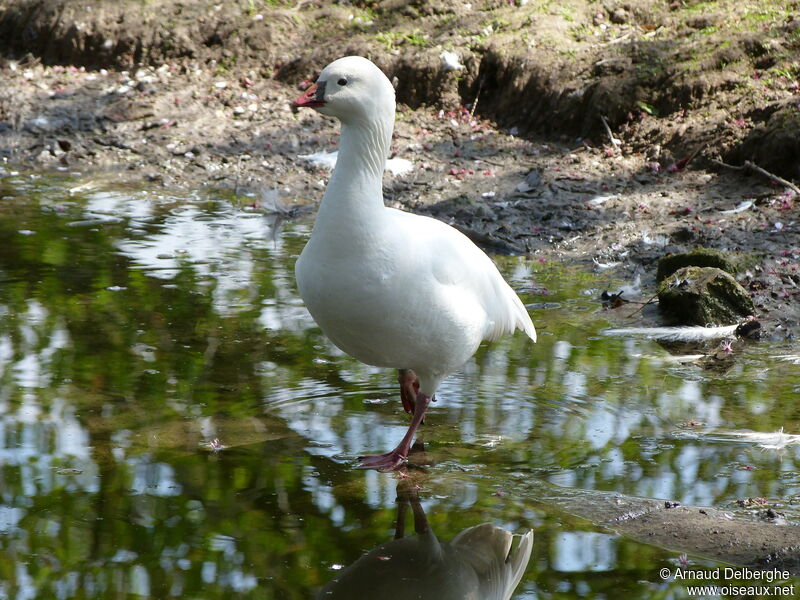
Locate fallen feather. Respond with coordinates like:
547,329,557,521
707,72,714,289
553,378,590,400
258,187,292,215
720,200,753,214
662,353,705,363
748,428,800,451
385,157,413,176
440,50,465,71
299,150,339,170
592,258,621,270
775,355,800,365
602,323,740,342
617,273,642,298
641,231,668,246
675,428,800,452
628,353,705,364
587,194,618,206
298,151,413,176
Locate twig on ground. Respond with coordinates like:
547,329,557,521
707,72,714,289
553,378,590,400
601,31,632,46
711,159,800,196
641,26,664,39
469,77,484,120
600,115,621,148
670,137,717,172
234,154,245,196
627,291,660,318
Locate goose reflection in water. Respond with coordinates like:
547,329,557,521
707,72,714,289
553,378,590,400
318,476,533,600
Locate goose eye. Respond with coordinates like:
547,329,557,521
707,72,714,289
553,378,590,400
337,78,348,86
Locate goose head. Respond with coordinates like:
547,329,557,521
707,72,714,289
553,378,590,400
294,56,395,126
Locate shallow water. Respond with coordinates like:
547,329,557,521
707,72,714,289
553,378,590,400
0,172,799,599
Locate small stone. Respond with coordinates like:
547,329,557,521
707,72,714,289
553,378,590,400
516,169,541,193
610,7,628,24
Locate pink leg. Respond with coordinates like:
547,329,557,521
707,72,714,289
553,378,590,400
358,393,432,471
398,369,420,414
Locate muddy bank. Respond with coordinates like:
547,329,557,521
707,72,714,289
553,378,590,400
2,0,800,175
0,1,798,331
517,478,800,574
400,454,800,574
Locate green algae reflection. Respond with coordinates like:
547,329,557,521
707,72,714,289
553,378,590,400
0,172,798,599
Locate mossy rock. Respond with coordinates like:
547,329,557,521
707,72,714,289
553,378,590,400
657,266,755,326
656,247,740,282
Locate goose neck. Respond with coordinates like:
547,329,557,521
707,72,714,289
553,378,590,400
318,116,393,221
335,117,392,181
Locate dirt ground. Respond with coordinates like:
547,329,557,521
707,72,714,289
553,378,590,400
1,0,799,571
0,0,798,333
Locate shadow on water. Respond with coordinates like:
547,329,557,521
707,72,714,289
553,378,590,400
0,171,799,598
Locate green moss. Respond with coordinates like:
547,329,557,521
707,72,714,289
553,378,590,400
375,30,428,50
656,247,746,282
683,1,721,14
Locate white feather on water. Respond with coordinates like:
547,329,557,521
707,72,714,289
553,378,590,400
775,355,800,365
724,428,800,450
258,187,291,214
675,428,800,452
629,353,706,364
602,323,739,342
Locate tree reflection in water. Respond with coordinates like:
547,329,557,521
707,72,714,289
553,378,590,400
0,175,798,598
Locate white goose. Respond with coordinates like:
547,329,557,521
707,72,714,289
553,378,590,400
294,56,536,471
